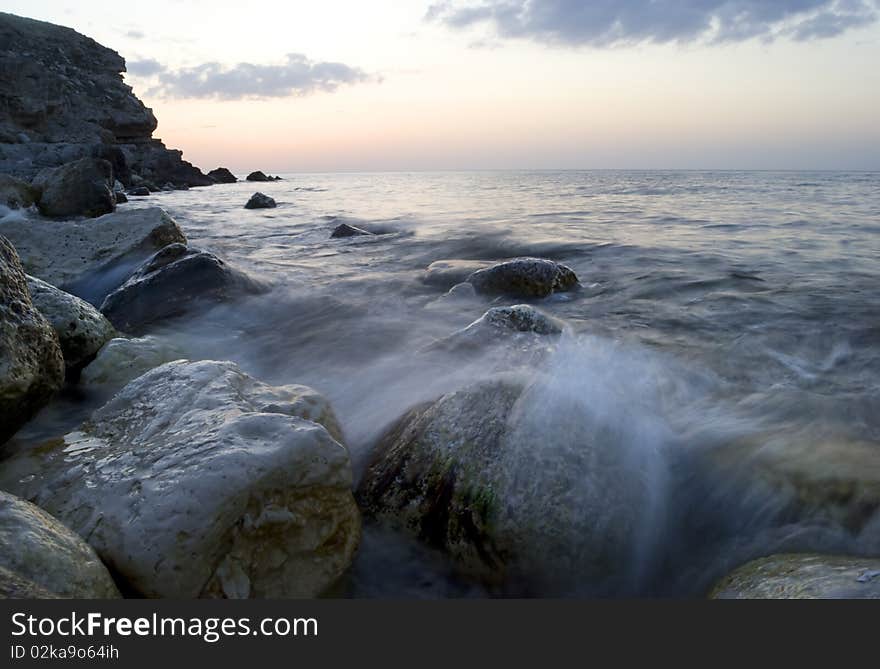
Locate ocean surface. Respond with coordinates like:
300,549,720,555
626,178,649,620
10,170,880,596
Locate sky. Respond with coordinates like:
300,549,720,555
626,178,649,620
6,0,880,171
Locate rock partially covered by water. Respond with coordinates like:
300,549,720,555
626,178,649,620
0,174,37,209
426,304,565,354
127,186,150,196
245,170,280,182
467,258,579,298
0,236,64,444
0,491,119,599
422,260,492,289
80,336,183,389
100,244,266,334
359,371,660,594
711,554,880,599
32,157,115,218
331,223,373,238
244,192,276,209
26,275,116,372
0,207,187,300
208,167,237,183
0,359,361,598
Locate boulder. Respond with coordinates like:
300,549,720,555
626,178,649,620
711,554,880,599
244,192,276,209
331,223,373,238
0,207,187,301
426,305,566,354
127,186,150,196
0,236,64,444
113,190,127,204
99,244,266,333
26,275,116,371
422,260,493,289
358,371,663,593
0,359,360,598
80,336,184,389
0,173,37,209
208,167,237,184
467,257,579,298
0,491,119,598
32,157,115,218
246,170,270,182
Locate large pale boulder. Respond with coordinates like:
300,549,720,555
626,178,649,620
32,157,115,218
467,257,579,298
99,244,266,334
0,359,359,598
80,336,184,389
26,275,115,371
0,491,119,598
0,207,186,302
358,371,665,593
711,554,880,599
0,174,37,209
0,236,64,444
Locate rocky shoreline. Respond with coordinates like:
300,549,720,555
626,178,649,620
1,11,878,600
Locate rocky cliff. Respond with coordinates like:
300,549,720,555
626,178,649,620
0,12,211,187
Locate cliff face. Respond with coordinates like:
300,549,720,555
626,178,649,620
0,12,211,187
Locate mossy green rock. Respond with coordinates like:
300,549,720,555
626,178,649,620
711,554,880,599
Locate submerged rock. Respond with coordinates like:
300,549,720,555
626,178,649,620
26,275,116,372
358,372,660,593
711,554,880,599
99,244,266,334
331,223,373,238
0,359,360,598
0,236,64,444
0,206,187,300
244,192,276,209
426,304,565,354
422,259,492,289
127,186,150,196
0,173,37,209
80,336,184,389
32,157,115,218
0,491,119,599
467,257,579,298
208,167,237,183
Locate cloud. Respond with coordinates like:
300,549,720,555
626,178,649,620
141,53,372,100
126,30,145,39
426,0,880,47
127,58,165,76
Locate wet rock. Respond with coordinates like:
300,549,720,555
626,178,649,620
358,371,658,593
0,359,360,598
0,174,37,209
246,170,271,182
208,167,237,183
99,244,266,334
26,275,116,371
113,190,127,204
427,305,566,354
467,257,579,298
0,236,64,444
331,223,373,238
0,207,187,300
422,260,493,289
127,186,150,196
244,192,276,209
80,336,184,389
711,554,880,599
0,491,119,599
32,157,115,218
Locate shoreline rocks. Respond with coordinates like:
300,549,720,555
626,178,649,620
0,174,37,209
80,336,184,389
0,359,360,598
245,192,276,209
32,157,115,218
246,171,282,182
208,167,237,184
0,236,64,444
467,257,579,298
331,222,373,238
0,491,120,598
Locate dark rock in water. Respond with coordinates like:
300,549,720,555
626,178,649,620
207,167,237,183
99,244,266,333
422,259,493,289
246,170,270,182
331,223,373,238
426,305,566,355
0,13,212,188
26,275,115,373
113,190,127,204
244,192,276,209
711,554,880,599
32,157,115,218
0,174,37,209
0,235,64,444
467,257,579,298
127,186,150,196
